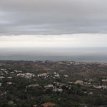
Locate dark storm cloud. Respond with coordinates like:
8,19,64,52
0,0,107,35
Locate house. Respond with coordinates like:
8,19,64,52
64,75,68,78
74,80,84,85
54,73,60,78
0,83,2,87
17,73,35,79
53,87,63,92
0,76,5,80
7,82,12,85
27,84,40,88
102,79,107,85
7,77,12,79
32,105,37,107
37,73,48,77
41,102,56,107
14,70,22,73
44,84,54,89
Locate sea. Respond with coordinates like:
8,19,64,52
0,47,107,63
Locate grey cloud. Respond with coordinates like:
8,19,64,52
0,0,107,35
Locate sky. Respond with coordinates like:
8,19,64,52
1,0,107,35
0,0,107,61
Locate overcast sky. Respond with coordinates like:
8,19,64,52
1,0,107,35
0,0,107,51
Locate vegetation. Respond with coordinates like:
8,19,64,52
0,60,107,107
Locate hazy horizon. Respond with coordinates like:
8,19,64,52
0,47,107,62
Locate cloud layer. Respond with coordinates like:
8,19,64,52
0,34,106,48
1,0,107,35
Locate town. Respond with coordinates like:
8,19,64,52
0,60,107,107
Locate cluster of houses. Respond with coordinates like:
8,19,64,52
17,72,35,79
0,65,107,92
